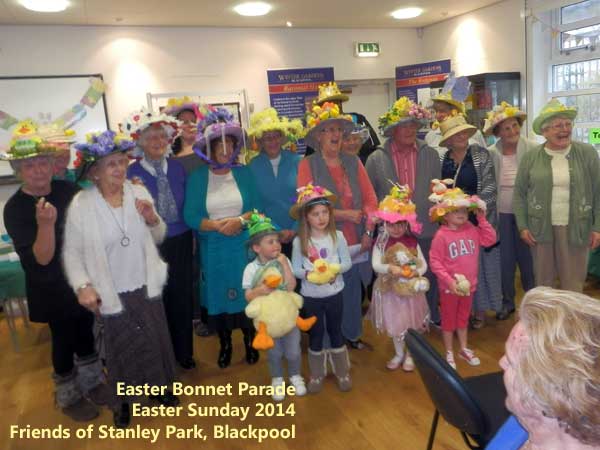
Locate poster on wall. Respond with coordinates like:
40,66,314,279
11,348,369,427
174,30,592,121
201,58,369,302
267,67,334,153
395,59,451,104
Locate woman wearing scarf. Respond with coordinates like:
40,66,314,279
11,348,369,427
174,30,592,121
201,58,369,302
125,109,195,370
183,105,262,369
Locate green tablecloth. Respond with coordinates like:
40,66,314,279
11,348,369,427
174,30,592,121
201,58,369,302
0,260,26,299
589,248,600,278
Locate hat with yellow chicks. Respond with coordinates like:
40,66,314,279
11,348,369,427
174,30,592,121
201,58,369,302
1,119,76,161
371,184,423,234
428,179,486,222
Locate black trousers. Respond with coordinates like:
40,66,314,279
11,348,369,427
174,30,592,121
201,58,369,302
159,230,194,362
48,307,96,376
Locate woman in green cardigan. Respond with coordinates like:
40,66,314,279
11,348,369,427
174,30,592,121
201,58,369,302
183,106,261,368
513,99,600,292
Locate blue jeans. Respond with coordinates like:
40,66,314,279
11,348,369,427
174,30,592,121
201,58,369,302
303,292,344,352
267,327,301,378
341,264,363,342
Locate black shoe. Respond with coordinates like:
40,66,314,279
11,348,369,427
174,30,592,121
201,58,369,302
496,307,516,321
113,402,130,429
218,342,232,368
194,322,215,337
149,391,180,407
245,346,259,365
178,357,196,370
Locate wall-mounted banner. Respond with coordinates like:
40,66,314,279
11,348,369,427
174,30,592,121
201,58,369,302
395,59,451,103
267,67,334,153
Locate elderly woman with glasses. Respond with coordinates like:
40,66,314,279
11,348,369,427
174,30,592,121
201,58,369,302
513,99,600,292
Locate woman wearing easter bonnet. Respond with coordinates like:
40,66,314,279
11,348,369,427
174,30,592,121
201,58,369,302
297,101,377,350
485,102,536,321
2,120,108,423
63,129,178,428
164,96,205,175
513,99,600,292
247,107,303,258
183,105,262,369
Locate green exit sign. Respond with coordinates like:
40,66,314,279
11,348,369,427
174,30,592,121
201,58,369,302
590,128,600,144
356,42,380,57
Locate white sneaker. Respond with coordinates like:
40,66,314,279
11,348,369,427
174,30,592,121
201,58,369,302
386,354,403,370
402,355,415,372
459,348,481,366
271,377,285,402
289,375,307,397
446,351,457,370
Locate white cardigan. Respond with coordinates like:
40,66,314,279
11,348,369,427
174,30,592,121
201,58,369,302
63,181,168,316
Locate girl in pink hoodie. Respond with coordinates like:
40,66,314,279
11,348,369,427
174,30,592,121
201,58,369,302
428,182,497,369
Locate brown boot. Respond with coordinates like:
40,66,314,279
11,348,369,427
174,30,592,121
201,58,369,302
54,371,99,422
330,346,352,392
307,349,327,394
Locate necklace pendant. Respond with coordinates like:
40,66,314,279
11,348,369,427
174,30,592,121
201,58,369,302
120,236,130,247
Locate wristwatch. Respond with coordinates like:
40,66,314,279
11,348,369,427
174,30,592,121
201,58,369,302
364,230,373,238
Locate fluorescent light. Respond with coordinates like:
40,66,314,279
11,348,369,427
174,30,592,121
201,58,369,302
391,7,423,19
19,0,69,12
286,21,293,27
234,2,272,16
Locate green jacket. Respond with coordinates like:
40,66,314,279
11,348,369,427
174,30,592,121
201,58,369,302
513,141,600,246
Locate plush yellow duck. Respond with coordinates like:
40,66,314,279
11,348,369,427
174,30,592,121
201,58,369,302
307,258,341,285
246,264,317,350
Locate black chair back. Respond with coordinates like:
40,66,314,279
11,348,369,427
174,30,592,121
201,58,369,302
405,329,489,439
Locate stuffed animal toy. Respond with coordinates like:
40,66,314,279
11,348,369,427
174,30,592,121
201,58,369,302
453,273,471,296
307,258,341,285
380,242,430,296
245,264,317,350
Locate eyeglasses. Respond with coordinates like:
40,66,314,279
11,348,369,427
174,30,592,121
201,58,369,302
547,121,573,131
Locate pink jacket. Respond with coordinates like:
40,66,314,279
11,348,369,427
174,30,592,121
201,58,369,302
429,216,497,294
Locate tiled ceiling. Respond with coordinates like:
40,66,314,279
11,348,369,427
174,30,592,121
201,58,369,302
0,0,503,28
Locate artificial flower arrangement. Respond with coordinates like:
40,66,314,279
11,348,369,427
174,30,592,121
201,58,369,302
73,130,135,168
305,102,350,130
378,97,431,132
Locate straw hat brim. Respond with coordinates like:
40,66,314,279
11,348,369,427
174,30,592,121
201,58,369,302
304,118,354,150
289,193,338,220
315,94,349,105
532,109,577,135
483,112,527,136
439,124,477,147
432,98,466,114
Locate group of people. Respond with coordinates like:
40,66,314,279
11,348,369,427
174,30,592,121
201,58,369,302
2,77,600,448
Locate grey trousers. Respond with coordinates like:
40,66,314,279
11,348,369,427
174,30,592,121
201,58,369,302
499,213,535,310
531,225,589,292
417,237,440,323
267,327,302,378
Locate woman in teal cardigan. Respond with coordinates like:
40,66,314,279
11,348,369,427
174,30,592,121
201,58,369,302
183,107,262,368
247,108,302,257
513,99,600,292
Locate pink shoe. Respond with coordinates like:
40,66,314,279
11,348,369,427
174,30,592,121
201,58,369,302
386,354,403,370
402,355,415,372
458,348,481,366
446,351,457,370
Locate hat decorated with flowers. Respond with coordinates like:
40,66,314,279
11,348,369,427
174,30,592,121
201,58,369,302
378,97,431,137
289,183,337,220
428,178,486,222
246,210,280,244
346,123,370,144
438,114,477,148
304,102,354,150
73,130,135,166
482,102,527,136
1,119,75,161
162,96,199,118
371,184,422,234
193,105,246,169
431,72,470,114
122,107,181,143
532,98,577,135
248,107,304,145
314,82,349,105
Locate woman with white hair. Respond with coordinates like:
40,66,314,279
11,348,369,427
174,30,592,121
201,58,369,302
125,110,196,371
513,99,600,292
493,286,600,449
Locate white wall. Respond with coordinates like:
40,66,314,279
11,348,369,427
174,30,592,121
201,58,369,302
420,0,526,77
0,25,421,130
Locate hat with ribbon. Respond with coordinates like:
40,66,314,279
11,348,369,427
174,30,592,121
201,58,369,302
314,82,349,105
378,97,431,137
483,102,527,136
531,98,577,135
438,114,477,148
428,178,486,222
370,184,422,234
303,102,354,150
289,183,337,220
